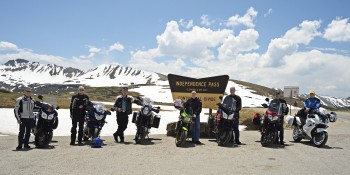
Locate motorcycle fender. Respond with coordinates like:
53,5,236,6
316,128,327,133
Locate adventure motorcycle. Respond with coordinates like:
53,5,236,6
327,112,337,122
83,103,111,142
32,95,59,148
286,108,329,147
174,99,193,147
260,98,286,147
132,97,161,144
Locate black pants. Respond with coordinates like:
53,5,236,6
18,118,34,146
233,117,240,143
71,115,84,143
114,112,129,139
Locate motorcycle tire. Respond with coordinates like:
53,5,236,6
261,131,276,147
135,127,146,144
175,130,187,147
35,130,50,148
292,127,302,142
93,128,99,139
216,130,232,146
312,131,328,148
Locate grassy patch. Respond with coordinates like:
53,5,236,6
0,87,141,109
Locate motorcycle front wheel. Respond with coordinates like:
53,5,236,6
35,130,50,148
261,130,276,147
175,130,187,147
312,131,328,148
135,127,147,144
216,129,232,146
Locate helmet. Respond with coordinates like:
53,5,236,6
252,113,262,125
309,90,315,94
91,138,103,148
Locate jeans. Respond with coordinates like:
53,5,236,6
192,114,200,142
18,118,34,146
233,117,240,143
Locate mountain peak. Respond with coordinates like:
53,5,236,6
4,59,29,66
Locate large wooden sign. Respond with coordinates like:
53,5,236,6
168,74,229,109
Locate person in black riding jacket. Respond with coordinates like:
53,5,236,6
112,87,137,143
184,91,202,145
226,87,242,145
14,87,39,150
274,91,289,146
70,86,89,145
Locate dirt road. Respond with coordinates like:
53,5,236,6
1,112,349,175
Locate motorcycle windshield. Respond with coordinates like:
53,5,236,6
221,96,237,115
142,97,152,106
268,99,285,115
93,103,106,115
41,102,56,115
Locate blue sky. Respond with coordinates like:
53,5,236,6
1,0,350,97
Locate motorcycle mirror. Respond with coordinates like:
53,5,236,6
106,111,112,115
219,96,223,100
56,106,60,110
110,108,115,112
262,103,268,108
157,106,161,110
38,95,43,100
265,98,270,102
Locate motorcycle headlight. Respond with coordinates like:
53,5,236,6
142,107,150,115
268,115,273,120
41,113,48,119
273,116,279,121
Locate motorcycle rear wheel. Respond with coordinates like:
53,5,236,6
292,127,302,142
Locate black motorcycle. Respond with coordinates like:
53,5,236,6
83,103,111,142
32,95,59,148
132,98,161,144
260,98,286,147
215,103,235,146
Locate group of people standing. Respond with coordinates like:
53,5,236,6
13,85,322,149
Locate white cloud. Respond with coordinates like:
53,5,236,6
264,8,272,17
179,19,194,29
109,42,125,52
0,41,18,51
284,20,321,45
225,7,258,28
200,15,212,27
324,18,350,42
218,29,259,60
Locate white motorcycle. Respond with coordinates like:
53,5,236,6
286,108,329,148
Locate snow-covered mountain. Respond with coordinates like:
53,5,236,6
300,94,350,109
0,59,161,89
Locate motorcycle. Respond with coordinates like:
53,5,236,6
174,99,193,147
260,98,286,147
215,103,236,146
286,108,329,147
132,97,161,144
32,95,59,148
83,103,111,143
